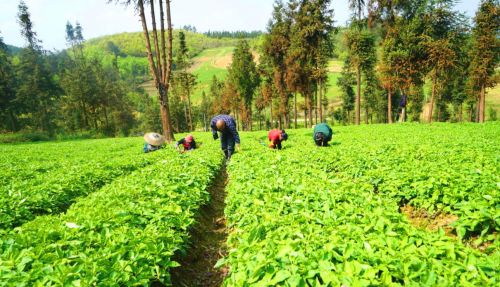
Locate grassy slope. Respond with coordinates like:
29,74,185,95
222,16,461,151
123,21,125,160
190,47,233,102
188,51,343,107
89,31,498,119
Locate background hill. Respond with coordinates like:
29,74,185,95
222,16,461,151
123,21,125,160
81,30,348,110
81,31,500,116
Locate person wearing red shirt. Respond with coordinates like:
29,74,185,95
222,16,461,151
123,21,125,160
175,134,196,152
268,129,288,150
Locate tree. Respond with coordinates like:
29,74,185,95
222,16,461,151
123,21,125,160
468,0,499,122
344,28,376,124
111,0,175,141
209,75,227,115
16,1,59,133
422,0,467,123
0,33,18,131
338,57,356,124
172,31,197,131
371,0,427,123
349,0,366,24
285,0,334,127
199,90,212,131
262,0,292,129
227,39,260,130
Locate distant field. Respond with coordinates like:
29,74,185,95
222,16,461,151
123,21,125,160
141,46,498,119
190,47,233,102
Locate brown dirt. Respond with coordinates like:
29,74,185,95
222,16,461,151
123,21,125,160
170,166,228,287
401,205,497,253
400,205,458,236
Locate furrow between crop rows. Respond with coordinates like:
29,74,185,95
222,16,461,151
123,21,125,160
219,125,499,286
0,134,224,286
170,165,229,287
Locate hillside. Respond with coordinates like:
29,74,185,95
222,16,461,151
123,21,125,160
83,31,499,119
6,44,21,55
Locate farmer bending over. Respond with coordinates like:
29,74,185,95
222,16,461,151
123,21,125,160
313,123,333,147
175,134,196,152
143,132,165,153
210,114,240,159
268,129,288,150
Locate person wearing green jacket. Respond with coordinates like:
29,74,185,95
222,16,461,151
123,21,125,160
313,123,333,147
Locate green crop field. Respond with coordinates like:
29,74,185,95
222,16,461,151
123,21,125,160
0,123,498,286
221,123,499,286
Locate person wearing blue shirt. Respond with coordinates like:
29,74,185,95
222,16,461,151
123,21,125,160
313,123,333,147
210,114,240,159
143,132,165,153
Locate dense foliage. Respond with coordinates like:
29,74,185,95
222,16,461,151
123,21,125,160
220,123,499,286
0,132,223,286
0,138,157,230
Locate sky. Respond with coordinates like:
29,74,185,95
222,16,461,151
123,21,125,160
0,0,481,51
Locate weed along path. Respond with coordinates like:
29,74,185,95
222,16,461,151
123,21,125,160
170,165,229,287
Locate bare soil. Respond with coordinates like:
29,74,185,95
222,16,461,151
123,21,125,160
400,205,458,236
170,166,229,287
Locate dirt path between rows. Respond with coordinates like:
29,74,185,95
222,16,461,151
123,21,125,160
170,166,228,287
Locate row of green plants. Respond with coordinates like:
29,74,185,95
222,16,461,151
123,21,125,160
0,138,157,230
220,124,499,286
306,123,499,245
0,133,223,286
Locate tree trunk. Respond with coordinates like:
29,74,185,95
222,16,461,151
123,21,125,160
437,100,441,122
479,84,485,123
159,0,167,82
187,90,193,131
307,93,313,127
8,110,18,131
184,102,189,130
318,80,323,123
81,100,89,128
469,104,473,122
249,109,253,131
475,96,480,122
104,107,109,128
164,0,174,140
364,103,369,124
203,113,207,131
355,66,361,125
159,84,174,137
428,75,436,123
294,93,297,129
259,112,262,130
138,0,160,83
150,2,162,78
314,89,318,124
269,99,273,129
138,0,174,141
459,103,463,122
304,108,307,128
387,89,392,124
235,110,240,130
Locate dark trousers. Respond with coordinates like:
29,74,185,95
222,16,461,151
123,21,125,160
271,141,282,150
220,131,235,159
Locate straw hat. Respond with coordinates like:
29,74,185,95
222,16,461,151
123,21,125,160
144,132,165,146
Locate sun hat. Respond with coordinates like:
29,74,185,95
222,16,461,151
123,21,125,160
144,132,165,146
185,134,194,142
